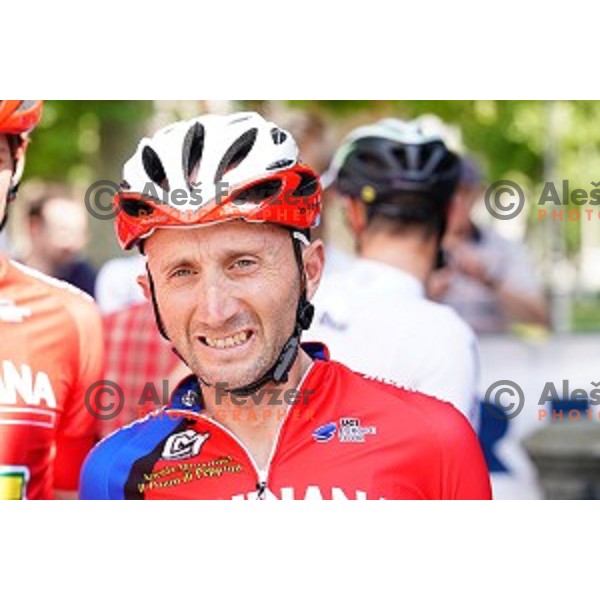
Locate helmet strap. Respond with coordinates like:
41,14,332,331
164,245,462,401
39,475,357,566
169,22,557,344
5,135,25,204
146,264,172,342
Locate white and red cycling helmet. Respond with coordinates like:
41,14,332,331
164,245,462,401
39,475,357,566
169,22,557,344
114,112,322,394
114,111,322,250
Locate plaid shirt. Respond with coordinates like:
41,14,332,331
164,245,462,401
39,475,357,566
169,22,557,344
101,301,180,439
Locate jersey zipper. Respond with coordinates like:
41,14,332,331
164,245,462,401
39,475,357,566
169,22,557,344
176,363,315,499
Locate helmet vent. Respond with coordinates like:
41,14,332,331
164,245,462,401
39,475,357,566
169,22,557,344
232,180,282,205
121,198,155,218
229,115,252,125
270,128,287,144
292,171,319,197
267,158,294,171
355,150,387,173
214,128,258,182
182,122,205,188
142,146,169,191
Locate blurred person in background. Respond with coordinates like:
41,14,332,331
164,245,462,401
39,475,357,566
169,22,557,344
0,101,103,499
100,299,188,439
308,118,479,428
275,109,330,173
428,157,549,334
24,194,97,297
95,253,145,313
278,109,355,277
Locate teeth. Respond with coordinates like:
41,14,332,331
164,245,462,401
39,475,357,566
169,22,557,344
204,331,249,349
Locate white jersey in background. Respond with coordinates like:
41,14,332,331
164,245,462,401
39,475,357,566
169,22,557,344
95,254,146,314
324,244,355,277
308,257,480,428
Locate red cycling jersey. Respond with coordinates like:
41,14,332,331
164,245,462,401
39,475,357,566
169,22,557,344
0,256,103,499
80,343,491,500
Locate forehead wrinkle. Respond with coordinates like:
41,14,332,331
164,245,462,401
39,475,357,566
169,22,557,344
146,223,291,273
146,223,288,263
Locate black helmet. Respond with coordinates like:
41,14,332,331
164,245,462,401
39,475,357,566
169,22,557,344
327,119,461,216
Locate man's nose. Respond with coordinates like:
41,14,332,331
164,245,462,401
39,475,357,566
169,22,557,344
195,278,240,330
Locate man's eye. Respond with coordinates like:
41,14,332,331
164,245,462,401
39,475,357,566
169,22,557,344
233,259,256,269
170,268,194,278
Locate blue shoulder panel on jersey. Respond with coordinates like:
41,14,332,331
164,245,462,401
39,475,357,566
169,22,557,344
169,375,204,412
301,341,330,362
79,414,184,500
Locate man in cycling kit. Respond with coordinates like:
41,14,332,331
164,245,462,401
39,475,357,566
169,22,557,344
0,101,103,499
80,112,491,500
309,119,480,427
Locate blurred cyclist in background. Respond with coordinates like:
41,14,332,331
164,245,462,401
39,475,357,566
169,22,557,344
309,119,479,427
0,101,103,499
24,193,97,297
275,108,355,277
100,300,187,439
95,253,145,314
80,112,490,499
429,157,549,334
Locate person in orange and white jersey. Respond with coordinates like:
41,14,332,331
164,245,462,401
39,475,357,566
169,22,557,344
0,100,104,499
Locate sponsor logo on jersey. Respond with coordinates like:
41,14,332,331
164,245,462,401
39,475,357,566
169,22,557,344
312,422,337,442
232,486,376,500
338,417,377,443
0,361,57,427
0,466,30,500
161,430,210,460
0,299,32,323
137,456,243,494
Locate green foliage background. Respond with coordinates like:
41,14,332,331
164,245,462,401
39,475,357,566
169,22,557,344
19,100,600,266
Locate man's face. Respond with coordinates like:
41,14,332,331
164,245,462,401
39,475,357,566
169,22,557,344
0,135,15,228
141,221,324,390
31,198,88,266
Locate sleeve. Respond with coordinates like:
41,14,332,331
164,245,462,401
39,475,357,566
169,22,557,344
435,404,492,500
79,437,117,500
415,314,480,430
54,295,105,492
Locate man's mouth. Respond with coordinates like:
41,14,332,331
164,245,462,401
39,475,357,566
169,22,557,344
199,330,254,349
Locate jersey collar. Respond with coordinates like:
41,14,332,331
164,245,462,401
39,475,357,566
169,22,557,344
168,341,330,413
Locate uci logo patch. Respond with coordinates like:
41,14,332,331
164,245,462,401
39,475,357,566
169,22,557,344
312,422,337,442
161,430,210,460
338,417,377,443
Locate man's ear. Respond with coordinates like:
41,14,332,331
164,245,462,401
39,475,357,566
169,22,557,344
345,197,367,236
303,239,325,302
137,274,151,301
